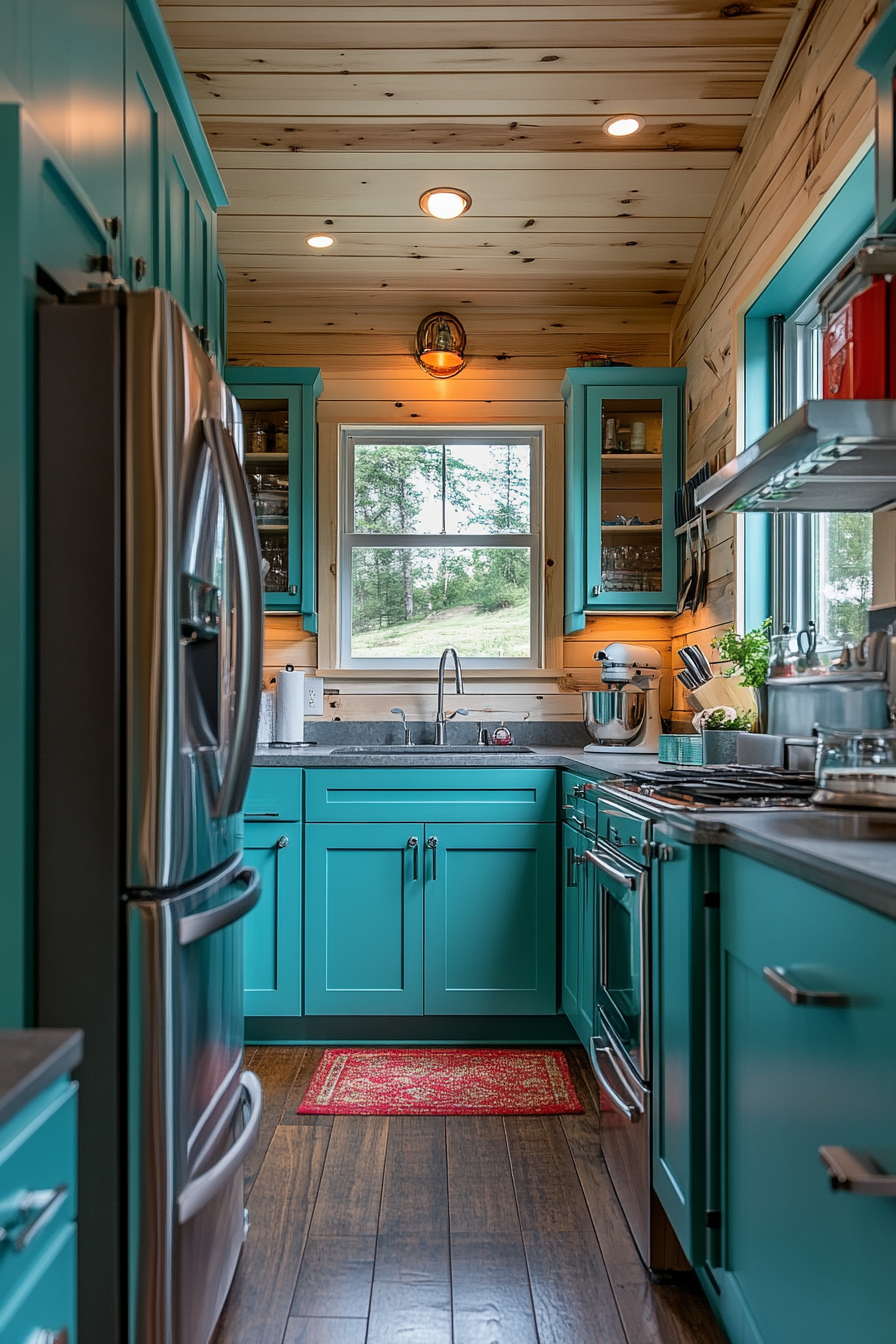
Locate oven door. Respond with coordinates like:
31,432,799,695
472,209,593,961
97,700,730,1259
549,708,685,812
584,842,650,1085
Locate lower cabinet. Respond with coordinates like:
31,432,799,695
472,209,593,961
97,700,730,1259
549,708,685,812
304,821,556,1016
243,819,302,1016
561,821,596,1047
650,822,708,1268
707,851,896,1344
0,1077,78,1341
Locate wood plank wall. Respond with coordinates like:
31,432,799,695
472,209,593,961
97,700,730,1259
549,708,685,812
248,362,677,722
667,0,877,727
234,0,878,728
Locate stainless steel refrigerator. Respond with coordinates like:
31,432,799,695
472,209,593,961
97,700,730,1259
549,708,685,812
36,289,264,1344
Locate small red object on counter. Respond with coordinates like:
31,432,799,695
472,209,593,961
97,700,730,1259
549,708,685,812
822,277,889,399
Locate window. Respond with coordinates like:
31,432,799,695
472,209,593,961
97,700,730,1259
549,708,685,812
339,428,543,667
741,151,876,642
775,255,874,646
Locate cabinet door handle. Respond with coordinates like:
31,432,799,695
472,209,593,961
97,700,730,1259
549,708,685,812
277,835,289,849
763,966,848,1007
566,846,576,887
35,1331,69,1344
0,1184,68,1252
819,1146,896,1196
407,836,419,880
426,835,438,879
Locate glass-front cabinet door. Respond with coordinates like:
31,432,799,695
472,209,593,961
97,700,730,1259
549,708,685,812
224,367,323,626
562,368,685,629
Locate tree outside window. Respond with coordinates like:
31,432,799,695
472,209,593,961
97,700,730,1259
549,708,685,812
340,431,542,666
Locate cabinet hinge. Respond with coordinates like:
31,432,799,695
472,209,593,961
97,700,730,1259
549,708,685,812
704,890,720,908
705,1210,722,1230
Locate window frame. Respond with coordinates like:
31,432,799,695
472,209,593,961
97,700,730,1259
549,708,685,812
337,425,545,670
740,148,875,635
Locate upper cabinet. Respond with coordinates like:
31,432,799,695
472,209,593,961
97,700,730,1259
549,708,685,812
562,368,685,631
124,0,228,362
225,367,324,627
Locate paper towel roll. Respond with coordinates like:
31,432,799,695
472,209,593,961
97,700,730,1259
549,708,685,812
275,666,305,743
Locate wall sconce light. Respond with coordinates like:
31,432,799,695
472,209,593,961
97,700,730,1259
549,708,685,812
415,311,467,378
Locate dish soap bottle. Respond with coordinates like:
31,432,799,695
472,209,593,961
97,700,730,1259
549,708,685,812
492,722,513,746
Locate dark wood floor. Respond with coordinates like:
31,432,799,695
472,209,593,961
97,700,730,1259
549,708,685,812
214,1046,725,1344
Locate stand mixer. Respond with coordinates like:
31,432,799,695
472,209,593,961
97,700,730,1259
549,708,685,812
583,641,663,754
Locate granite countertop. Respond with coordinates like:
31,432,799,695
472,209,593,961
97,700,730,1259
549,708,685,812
253,743,663,783
657,811,896,921
0,1029,84,1130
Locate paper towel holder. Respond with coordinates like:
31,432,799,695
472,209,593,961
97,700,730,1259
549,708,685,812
268,665,318,749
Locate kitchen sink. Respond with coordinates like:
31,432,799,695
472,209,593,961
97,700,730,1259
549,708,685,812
329,744,536,755
729,811,896,842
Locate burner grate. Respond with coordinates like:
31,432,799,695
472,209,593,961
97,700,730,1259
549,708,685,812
617,766,816,810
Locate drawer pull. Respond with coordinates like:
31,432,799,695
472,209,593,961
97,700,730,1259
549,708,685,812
819,1146,896,1196
763,966,848,1007
0,1184,68,1252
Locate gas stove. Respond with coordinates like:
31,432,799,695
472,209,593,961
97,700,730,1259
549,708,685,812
605,766,817,813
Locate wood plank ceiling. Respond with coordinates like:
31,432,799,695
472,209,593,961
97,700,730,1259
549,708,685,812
163,0,795,370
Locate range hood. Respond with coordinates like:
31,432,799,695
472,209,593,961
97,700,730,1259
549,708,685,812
695,400,896,513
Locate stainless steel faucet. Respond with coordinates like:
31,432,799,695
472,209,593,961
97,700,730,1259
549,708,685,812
435,647,466,745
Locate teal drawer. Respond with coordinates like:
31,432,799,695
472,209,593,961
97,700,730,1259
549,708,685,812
244,767,303,821
0,1220,76,1343
0,1079,77,1307
305,768,557,823
561,771,598,835
596,795,648,857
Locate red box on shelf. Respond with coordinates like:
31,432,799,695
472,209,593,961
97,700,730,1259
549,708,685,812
822,277,889,399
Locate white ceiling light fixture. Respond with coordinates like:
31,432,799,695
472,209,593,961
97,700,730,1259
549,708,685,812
419,188,472,220
602,115,645,138
306,232,335,248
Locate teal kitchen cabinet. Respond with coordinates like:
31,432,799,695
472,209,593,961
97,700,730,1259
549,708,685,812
424,823,556,1015
242,821,301,1017
242,768,303,1016
650,823,709,1268
562,367,685,630
305,767,556,825
304,824,424,1016
225,369,323,625
305,821,556,1017
561,821,596,1048
706,851,896,1344
303,769,558,1018
124,3,227,356
0,1071,79,1342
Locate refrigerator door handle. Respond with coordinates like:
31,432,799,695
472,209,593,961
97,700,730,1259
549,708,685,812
177,1070,263,1224
177,867,261,946
205,416,264,819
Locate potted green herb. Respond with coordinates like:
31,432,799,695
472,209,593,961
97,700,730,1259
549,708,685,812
693,705,757,764
711,619,772,731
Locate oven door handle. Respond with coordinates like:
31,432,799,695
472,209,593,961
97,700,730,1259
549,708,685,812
637,867,650,1083
588,1035,644,1124
583,850,636,889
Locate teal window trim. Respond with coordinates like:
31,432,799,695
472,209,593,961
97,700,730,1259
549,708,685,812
741,149,875,627
125,0,227,210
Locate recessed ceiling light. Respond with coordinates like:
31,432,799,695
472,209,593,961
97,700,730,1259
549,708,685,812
603,115,645,138
419,188,472,220
306,233,335,248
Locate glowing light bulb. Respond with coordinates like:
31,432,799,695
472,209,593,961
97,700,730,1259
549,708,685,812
603,115,645,137
306,233,335,248
419,189,472,220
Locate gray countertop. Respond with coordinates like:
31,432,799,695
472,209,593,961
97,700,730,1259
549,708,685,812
0,1029,84,1130
656,811,896,921
253,743,662,783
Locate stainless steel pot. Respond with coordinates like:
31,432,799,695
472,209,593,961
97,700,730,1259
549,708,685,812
583,689,646,745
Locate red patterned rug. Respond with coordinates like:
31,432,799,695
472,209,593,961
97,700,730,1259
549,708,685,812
297,1047,583,1116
